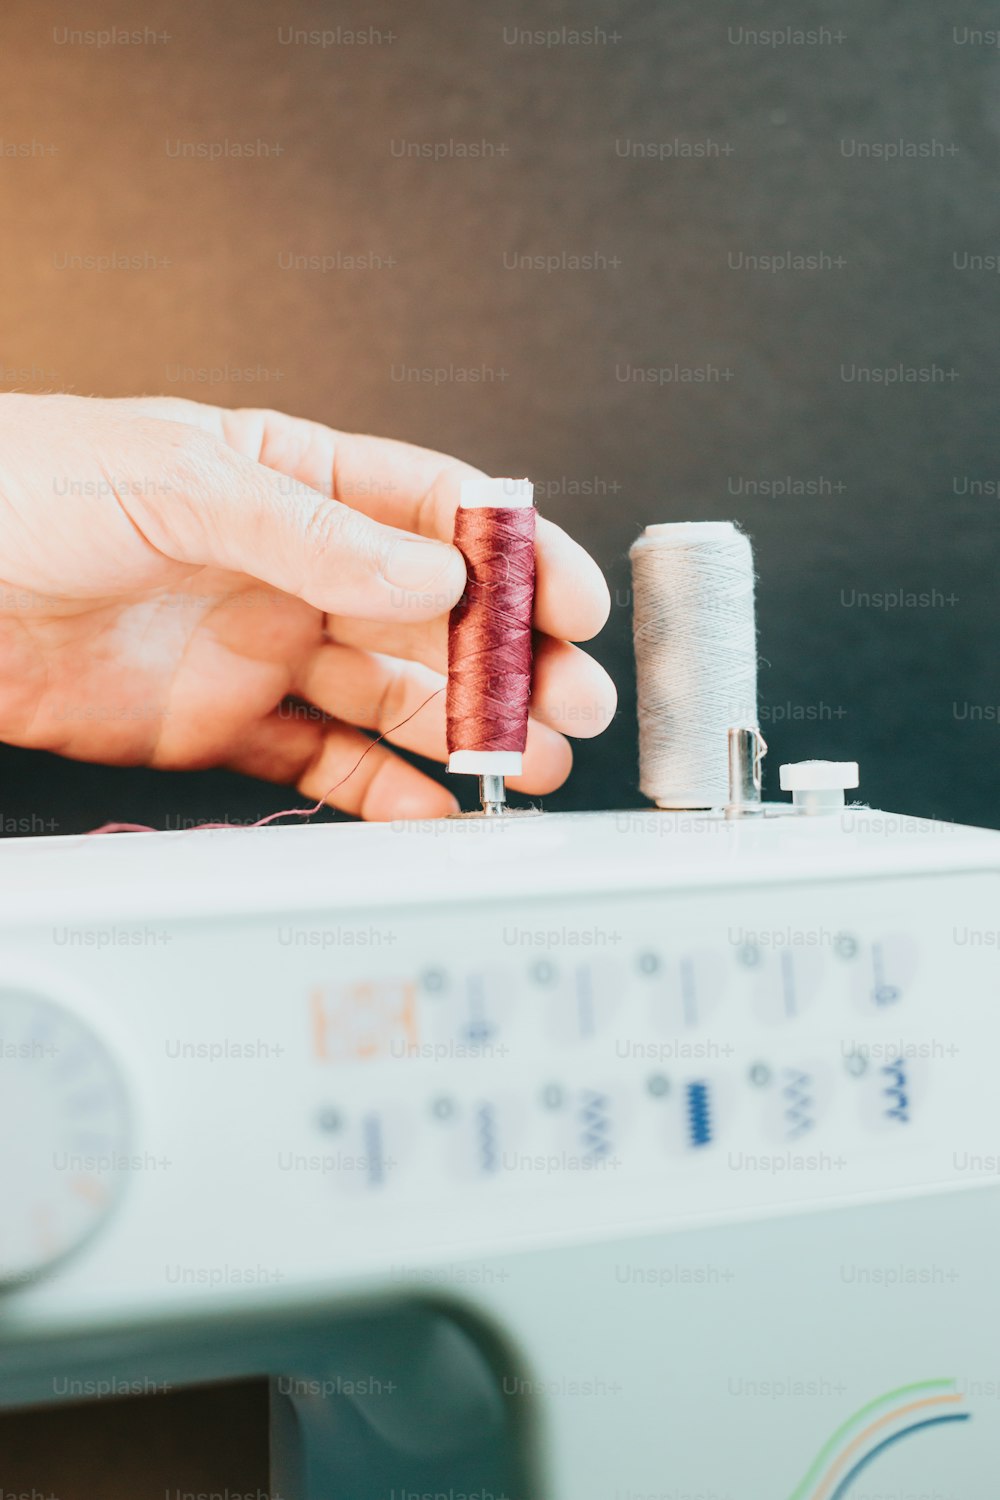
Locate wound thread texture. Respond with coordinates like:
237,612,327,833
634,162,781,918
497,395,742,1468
447,506,536,754
630,521,758,808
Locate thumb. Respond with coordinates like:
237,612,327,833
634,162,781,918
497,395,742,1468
127,420,467,621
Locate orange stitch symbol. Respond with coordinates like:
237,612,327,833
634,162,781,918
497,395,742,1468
310,981,418,1061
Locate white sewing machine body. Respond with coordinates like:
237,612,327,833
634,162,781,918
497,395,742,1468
2,807,1000,1498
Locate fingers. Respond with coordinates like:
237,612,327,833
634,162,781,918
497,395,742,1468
118,414,467,624
225,710,459,821
240,418,611,640
532,517,611,643
527,637,619,739
295,644,579,793
117,399,610,643
321,620,618,739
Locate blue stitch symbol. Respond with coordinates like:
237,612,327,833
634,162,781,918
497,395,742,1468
476,1102,499,1173
464,977,496,1044
686,1080,713,1147
881,1062,909,1123
871,943,901,1007
580,1089,612,1159
782,1069,814,1139
362,1114,385,1187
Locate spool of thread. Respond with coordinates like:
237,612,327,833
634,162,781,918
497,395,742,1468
630,521,758,809
447,478,536,776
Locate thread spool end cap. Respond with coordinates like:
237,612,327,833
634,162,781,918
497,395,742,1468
448,751,523,775
459,477,534,509
779,760,859,792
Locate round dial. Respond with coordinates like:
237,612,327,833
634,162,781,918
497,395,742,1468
0,990,131,1286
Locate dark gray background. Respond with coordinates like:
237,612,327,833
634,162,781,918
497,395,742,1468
0,0,997,833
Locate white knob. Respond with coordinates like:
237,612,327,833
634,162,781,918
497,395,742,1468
779,760,859,816
0,991,131,1287
779,760,859,792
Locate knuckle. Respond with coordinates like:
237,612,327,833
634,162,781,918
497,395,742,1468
302,498,378,566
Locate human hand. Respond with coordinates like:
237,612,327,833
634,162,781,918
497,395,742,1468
0,394,616,820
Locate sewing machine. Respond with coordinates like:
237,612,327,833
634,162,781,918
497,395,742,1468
3,782,1000,1498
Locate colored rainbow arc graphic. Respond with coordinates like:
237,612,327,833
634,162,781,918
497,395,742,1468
787,1379,971,1500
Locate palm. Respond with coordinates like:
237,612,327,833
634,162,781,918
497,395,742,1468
0,569,321,768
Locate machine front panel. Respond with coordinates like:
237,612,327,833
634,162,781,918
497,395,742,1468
3,867,998,1325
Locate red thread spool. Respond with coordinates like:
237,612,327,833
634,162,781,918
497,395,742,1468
447,478,536,776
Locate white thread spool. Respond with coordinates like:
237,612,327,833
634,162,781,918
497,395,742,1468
630,521,759,809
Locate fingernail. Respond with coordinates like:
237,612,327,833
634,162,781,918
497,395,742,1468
383,538,463,598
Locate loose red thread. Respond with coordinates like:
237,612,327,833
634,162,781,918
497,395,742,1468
446,506,536,755
86,687,445,836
